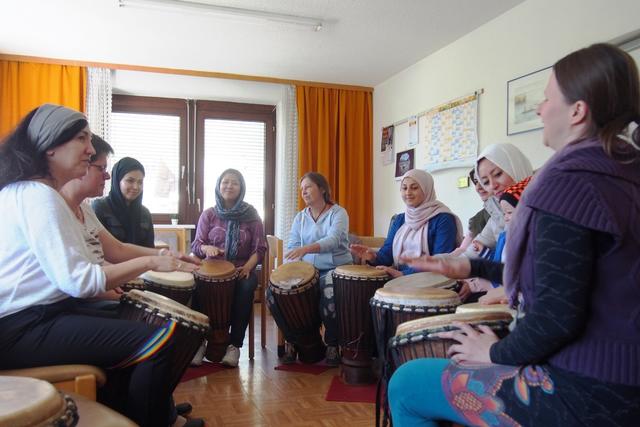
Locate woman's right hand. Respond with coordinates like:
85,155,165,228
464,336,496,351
349,244,376,262
479,286,508,305
202,245,225,258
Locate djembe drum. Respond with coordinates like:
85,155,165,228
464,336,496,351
382,271,459,292
370,285,461,367
0,376,78,427
389,311,513,368
456,302,516,317
120,277,145,293
333,265,390,384
119,290,209,391
193,259,238,362
267,261,324,363
141,270,195,306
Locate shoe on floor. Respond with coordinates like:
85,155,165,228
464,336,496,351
280,342,297,365
184,419,205,427
220,344,240,367
175,402,192,416
190,340,207,366
325,345,340,366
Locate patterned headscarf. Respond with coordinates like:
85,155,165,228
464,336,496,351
499,176,533,208
214,169,260,260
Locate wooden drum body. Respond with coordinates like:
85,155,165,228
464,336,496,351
141,270,195,306
389,311,512,368
119,290,209,391
333,265,390,385
193,259,238,361
268,261,324,364
370,285,461,369
0,376,78,427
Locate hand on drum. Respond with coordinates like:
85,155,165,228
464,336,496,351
400,254,471,279
285,246,308,261
237,264,252,280
151,255,199,273
479,286,508,305
375,265,403,278
436,322,498,364
159,248,202,265
349,244,377,262
203,245,225,258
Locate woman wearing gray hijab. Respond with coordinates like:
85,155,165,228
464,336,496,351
0,104,200,427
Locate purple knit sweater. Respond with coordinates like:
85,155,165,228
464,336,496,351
505,137,640,386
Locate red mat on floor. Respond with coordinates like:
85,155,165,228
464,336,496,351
274,362,335,375
324,375,377,403
180,362,232,382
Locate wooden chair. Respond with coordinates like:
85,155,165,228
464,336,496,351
265,235,286,356
0,364,107,401
247,263,268,360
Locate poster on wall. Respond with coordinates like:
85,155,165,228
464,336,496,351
419,93,479,172
408,115,418,147
381,125,394,165
395,149,415,179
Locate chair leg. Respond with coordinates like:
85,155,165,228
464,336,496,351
277,328,285,357
248,304,255,360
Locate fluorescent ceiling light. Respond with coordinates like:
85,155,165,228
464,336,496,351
118,0,325,31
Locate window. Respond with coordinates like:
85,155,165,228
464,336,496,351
110,95,275,233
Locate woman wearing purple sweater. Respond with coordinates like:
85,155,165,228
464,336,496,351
388,43,640,426
191,168,266,367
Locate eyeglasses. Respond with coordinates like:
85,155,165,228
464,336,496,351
89,164,109,173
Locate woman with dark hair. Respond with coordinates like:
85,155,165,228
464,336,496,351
0,104,200,427
92,157,154,248
191,168,266,367
388,43,640,426
277,171,352,365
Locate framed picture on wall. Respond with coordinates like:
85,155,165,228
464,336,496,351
506,66,552,135
395,149,415,178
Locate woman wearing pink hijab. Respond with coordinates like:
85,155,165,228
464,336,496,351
351,169,462,277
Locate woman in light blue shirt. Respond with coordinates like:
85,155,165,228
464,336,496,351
280,172,351,365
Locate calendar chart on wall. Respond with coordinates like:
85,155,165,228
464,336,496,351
419,93,479,172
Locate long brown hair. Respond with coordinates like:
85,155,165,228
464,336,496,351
554,43,640,163
300,172,333,204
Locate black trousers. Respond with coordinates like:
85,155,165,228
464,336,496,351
0,298,176,427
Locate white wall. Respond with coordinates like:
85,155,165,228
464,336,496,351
372,0,640,235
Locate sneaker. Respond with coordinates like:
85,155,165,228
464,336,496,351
190,340,207,366
280,342,297,365
325,345,340,366
175,402,192,416
220,344,240,367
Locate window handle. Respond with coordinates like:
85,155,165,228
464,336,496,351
197,198,201,212
181,165,185,180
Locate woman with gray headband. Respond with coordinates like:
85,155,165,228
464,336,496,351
0,104,201,427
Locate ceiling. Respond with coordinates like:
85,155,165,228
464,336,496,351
0,0,525,87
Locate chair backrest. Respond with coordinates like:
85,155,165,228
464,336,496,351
266,235,284,274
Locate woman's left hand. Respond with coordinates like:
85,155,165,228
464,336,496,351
436,322,498,364
285,246,308,261
375,266,403,278
237,264,252,280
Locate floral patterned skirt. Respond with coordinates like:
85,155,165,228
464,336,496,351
442,362,640,427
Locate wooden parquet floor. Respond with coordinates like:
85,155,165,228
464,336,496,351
173,305,376,426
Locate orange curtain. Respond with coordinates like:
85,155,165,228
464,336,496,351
0,60,87,138
296,86,373,235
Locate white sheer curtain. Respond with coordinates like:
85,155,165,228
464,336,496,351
275,85,299,245
85,67,112,141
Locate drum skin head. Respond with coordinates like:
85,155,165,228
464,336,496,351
0,376,70,427
141,271,195,287
384,272,456,290
456,302,516,316
270,261,316,290
373,287,460,308
333,265,389,278
196,259,237,279
123,289,209,326
395,311,513,336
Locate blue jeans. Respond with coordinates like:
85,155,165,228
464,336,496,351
229,271,258,348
